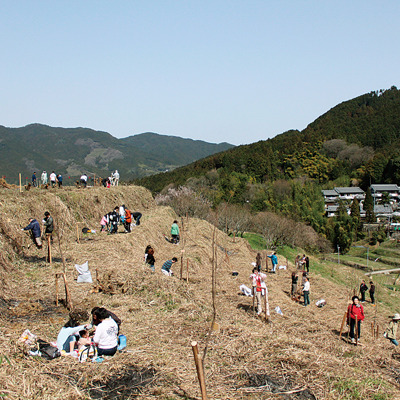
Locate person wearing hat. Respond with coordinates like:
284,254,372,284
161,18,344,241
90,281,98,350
385,313,400,346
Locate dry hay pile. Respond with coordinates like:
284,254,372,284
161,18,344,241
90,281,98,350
0,186,400,399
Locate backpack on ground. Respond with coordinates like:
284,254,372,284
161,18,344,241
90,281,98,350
79,344,97,363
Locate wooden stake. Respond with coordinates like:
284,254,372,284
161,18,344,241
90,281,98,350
47,235,52,264
191,341,208,400
265,290,270,321
355,315,358,346
19,173,22,193
186,259,189,282
55,273,72,309
76,223,80,244
55,274,59,306
339,311,347,340
252,286,255,315
180,255,183,280
265,253,268,273
93,173,96,186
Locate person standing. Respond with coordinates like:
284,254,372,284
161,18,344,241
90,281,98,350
171,220,180,244
42,211,54,243
31,172,37,187
360,280,368,303
369,281,376,305
50,171,57,187
22,218,42,248
161,257,178,276
384,313,400,346
145,247,155,273
57,174,63,187
41,171,48,185
250,268,267,315
256,253,262,272
302,276,310,306
267,252,278,273
291,272,298,297
305,256,310,273
347,296,365,344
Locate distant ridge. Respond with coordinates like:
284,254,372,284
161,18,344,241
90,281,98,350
136,86,400,192
0,124,234,183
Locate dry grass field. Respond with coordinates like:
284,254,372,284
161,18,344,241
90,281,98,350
1,185,400,399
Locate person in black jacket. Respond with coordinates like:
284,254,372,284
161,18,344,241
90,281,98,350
369,281,376,305
360,280,368,303
42,211,54,243
22,218,42,248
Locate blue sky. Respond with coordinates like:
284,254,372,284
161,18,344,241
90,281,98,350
1,1,399,145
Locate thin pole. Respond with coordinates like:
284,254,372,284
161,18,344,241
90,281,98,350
191,341,208,400
47,235,52,264
55,274,59,306
186,259,189,282
180,255,183,280
339,311,347,340
19,173,22,193
355,315,358,346
76,223,80,244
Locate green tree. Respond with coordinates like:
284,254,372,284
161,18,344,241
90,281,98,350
364,188,375,223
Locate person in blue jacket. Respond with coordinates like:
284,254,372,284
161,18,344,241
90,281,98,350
22,218,42,248
267,252,278,273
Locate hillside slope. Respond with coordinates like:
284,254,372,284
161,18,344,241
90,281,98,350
0,124,234,183
0,186,400,399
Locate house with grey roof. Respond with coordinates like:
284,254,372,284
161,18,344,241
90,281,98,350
370,184,400,203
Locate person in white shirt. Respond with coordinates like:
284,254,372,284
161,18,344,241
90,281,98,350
80,173,88,188
249,268,267,315
49,171,57,187
303,277,310,306
93,307,118,356
113,170,119,186
41,171,48,185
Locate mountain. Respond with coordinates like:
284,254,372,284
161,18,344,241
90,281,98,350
0,124,234,183
136,86,400,193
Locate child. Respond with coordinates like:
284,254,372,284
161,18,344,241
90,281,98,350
385,313,400,346
145,247,155,273
78,330,92,348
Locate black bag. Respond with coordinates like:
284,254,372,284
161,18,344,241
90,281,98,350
37,339,61,360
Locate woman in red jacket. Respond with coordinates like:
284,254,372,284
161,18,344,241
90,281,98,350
347,296,365,344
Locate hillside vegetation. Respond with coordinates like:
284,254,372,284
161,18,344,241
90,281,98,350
135,87,400,253
0,124,234,183
1,185,400,399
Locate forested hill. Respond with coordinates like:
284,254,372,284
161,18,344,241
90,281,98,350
0,124,234,183
136,86,400,193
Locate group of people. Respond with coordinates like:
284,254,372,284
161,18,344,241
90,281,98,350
31,171,63,188
359,279,375,304
144,244,178,275
56,307,121,358
21,211,54,248
100,206,142,234
254,252,278,273
295,254,310,272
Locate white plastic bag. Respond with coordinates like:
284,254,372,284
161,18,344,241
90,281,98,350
75,261,93,283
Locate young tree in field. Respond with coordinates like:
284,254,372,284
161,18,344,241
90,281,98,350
364,187,375,223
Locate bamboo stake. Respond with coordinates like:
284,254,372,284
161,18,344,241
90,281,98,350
265,253,268,273
76,223,80,244
55,274,59,306
339,311,347,340
186,259,189,282
355,315,358,346
180,255,183,280
252,286,255,315
93,174,96,186
47,235,52,264
191,341,208,400
19,173,22,193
